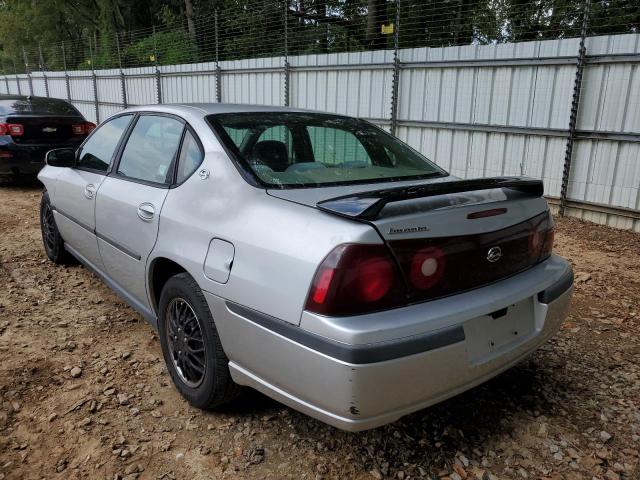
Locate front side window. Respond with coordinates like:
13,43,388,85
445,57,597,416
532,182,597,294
208,112,446,188
117,115,183,184
77,114,132,172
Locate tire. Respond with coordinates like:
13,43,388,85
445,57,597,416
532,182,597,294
40,191,74,265
158,272,241,409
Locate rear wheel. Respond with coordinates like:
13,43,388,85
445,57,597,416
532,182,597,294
40,191,74,265
158,273,240,409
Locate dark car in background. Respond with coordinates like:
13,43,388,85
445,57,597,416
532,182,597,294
0,95,95,180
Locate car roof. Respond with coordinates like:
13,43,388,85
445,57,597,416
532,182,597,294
124,103,324,117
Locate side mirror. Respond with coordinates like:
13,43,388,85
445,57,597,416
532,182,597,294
45,148,76,168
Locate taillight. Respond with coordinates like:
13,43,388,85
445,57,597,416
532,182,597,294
305,244,406,316
529,211,554,261
409,246,446,289
0,123,24,136
72,122,96,135
540,226,554,260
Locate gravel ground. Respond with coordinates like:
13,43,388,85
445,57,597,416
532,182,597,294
0,182,639,480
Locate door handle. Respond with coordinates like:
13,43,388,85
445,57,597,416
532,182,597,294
83,184,96,199
137,203,156,221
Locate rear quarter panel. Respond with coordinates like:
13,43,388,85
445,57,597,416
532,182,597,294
150,149,380,325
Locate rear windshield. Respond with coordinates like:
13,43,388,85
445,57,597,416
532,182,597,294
0,97,81,116
207,112,446,188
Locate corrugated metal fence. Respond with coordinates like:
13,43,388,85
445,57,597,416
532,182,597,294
0,33,639,231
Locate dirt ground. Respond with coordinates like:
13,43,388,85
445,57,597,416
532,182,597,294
0,182,638,480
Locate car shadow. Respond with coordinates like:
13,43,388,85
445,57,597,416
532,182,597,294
224,351,585,472
199,350,569,435
0,175,43,190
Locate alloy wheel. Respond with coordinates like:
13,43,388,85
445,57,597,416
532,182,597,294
165,297,207,388
42,203,57,252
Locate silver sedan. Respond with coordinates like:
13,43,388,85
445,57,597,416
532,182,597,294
38,104,573,431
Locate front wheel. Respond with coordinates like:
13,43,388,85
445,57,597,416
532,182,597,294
40,191,74,265
158,272,240,409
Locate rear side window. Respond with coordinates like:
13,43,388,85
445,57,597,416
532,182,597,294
117,115,183,184
223,126,249,146
77,115,132,172
176,130,204,183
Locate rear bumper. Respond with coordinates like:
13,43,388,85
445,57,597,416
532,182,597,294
207,255,573,431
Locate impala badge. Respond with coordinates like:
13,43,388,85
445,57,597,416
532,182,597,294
42,127,57,133
388,225,430,235
487,246,502,263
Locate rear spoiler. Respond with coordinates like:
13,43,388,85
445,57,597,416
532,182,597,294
316,176,544,220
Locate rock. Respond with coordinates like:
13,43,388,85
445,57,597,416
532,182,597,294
48,413,58,422
78,417,91,427
537,423,548,436
600,431,612,442
122,351,131,360
117,394,130,406
453,463,468,479
575,272,592,283
370,469,382,479
248,447,265,465
604,470,620,480
450,473,462,480
70,366,82,378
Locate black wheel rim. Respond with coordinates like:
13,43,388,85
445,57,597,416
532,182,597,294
42,203,57,252
165,298,207,388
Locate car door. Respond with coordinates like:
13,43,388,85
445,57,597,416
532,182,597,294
95,114,185,310
51,114,134,270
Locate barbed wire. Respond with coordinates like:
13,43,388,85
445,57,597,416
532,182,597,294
1,0,637,75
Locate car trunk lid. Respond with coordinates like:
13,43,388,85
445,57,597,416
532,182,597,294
6,115,87,144
269,176,553,304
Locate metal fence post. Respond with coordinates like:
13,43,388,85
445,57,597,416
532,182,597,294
12,58,21,95
560,0,591,216
38,43,49,97
116,33,128,108
283,0,290,107
215,9,222,103
61,43,72,102
153,26,162,104
2,61,10,94
89,37,100,123
23,47,34,96
390,0,401,136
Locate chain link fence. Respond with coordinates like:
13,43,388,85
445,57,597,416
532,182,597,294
0,0,638,74
0,0,639,229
